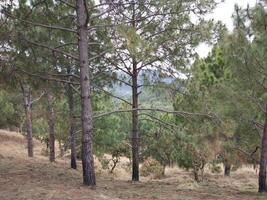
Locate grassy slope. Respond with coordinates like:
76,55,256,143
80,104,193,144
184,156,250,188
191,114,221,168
0,129,267,200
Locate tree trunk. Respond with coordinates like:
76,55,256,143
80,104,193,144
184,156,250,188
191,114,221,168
47,91,55,162
22,85,33,157
200,162,205,181
258,104,267,192
76,0,96,186
109,156,119,174
224,163,231,176
129,2,139,181
131,58,139,181
193,166,199,182
59,140,64,157
162,165,166,177
66,70,77,169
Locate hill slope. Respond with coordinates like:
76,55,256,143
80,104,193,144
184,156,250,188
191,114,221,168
0,130,267,200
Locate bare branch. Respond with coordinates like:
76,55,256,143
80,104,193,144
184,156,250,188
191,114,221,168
48,72,80,79
55,0,76,9
232,146,259,163
95,87,132,105
18,69,80,85
139,113,180,129
25,39,79,61
89,49,111,62
105,57,133,76
137,57,160,72
54,42,77,49
139,118,177,133
5,12,77,33
70,84,81,94
252,119,264,129
94,108,213,119
31,91,45,104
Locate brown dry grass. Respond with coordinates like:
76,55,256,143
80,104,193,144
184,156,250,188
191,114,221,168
0,130,267,200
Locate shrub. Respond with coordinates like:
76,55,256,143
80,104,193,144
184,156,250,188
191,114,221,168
99,156,110,170
210,163,222,174
140,157,164,179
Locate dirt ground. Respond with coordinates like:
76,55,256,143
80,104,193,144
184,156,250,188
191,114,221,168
0,130,267,200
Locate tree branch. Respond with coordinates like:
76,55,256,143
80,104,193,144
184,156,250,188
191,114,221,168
94,108,213,119
25,39,79,61
30,91,45,104
18,69,80,85
89,49,111,62
6,12,77,33
94,87,132,105
139,113,180,129
55,0,76,9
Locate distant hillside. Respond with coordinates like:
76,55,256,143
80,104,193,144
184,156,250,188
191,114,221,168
111,70,177,108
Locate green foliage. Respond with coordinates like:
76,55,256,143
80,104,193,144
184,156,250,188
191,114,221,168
54,99,69,147
93,97,131,159
2,0,266,185
141,113,188,167
99,156,111,171
32,117,48,140
172,2,267,172
117,25,150,58
0,90,21,129
0,90,15,128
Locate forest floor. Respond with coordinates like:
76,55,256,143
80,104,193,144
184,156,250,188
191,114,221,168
0,130,267,200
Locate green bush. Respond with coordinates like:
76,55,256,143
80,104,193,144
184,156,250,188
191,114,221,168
0,90,16,128
99,156,110,170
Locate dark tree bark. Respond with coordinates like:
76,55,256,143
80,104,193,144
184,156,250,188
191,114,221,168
224,163,231,176
66,68,77,169
162,165,166,177
258,104,267,192
76,0,96,186
109,156,119,174
70,122,77,169
22,85,33,157
47,91,55,162
130,2,139,182
131,57,139,181
193,166,199,182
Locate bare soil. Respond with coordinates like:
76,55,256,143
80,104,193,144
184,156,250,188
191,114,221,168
0,129,267,200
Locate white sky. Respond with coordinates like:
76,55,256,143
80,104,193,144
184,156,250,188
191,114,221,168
196,0,258,57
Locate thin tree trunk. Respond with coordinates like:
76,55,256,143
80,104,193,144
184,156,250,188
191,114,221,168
162,165,166,177
76,0,96,186
109,156,119,174
193,166,199,182
66,68,77,169
22,85,33,157
59,140,64,157
258,104,267,192
130,2,139,182
70,124,77,169
131,58,139,181
200,162,205,181
224,163,231,176
47,91,55,162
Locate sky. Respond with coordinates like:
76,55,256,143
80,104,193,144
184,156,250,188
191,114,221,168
196,0,258,57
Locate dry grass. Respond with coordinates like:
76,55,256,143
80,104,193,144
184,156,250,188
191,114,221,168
0,130,267,200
